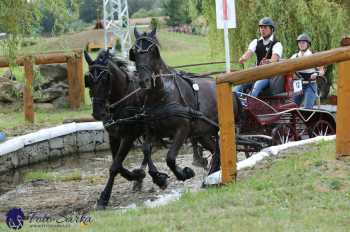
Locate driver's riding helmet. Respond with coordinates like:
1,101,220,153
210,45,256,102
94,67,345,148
296,33,312,46
258,17,275,32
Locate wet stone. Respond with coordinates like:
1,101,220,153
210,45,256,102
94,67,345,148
18,149,29,167
24,141,50,164
9,151,20,168
49,137,64,149
95,131,110,151
77,131,95,153
0,154,12,173
49,148,63,159
63,133,77,154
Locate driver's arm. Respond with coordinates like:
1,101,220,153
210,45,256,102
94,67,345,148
239,50,254,64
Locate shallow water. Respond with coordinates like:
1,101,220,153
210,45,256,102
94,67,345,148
0,145,210,219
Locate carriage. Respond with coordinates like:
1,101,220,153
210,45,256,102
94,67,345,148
234,73,336,157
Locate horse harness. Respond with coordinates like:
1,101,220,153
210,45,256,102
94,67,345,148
104,71,219,130
87,62,144,126
105,34,219,129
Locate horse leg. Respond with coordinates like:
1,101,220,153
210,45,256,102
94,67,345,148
166,127,195,181
134,131,169,189
132,138,152,191
190,137,208,168
96,135,146,209
143,139,170,189
197,135,221,175
109,134,120,161
96,136,120,210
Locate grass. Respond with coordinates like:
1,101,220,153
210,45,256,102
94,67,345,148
0,102,92,136
24,170,82,182
2,141,349,232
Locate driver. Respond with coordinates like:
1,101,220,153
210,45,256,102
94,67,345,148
236,17,283,97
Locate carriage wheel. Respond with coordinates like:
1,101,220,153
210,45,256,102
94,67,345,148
241,135,272,158
271,124,297,145
309,119,335,137
243,147,255,159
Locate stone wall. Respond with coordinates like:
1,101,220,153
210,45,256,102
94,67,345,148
0,122,110,174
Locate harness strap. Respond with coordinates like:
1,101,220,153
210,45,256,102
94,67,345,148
104,102,218,129
175,71,200,111
109,88,142,110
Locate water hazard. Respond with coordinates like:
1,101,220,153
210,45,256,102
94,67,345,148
0,145,210,219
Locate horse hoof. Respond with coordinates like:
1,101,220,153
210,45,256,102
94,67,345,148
150,171,169,189
156,173,169,190
183,167,195,180
132,169,146,181
159,179,169,190
132,180,143,192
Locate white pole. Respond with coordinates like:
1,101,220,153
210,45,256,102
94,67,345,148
224,20,231,73
103,0,108,50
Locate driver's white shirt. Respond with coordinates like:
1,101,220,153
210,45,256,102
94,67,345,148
247,34,283,58
291,49,317,73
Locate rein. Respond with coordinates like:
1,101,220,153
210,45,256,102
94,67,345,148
109,87,142,110
104,101,219,129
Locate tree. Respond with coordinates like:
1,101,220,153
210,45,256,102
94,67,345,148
188,0,203,20
0,0,41,66
162,0,192,26
79,0,103,23
38,0,79,33
128,0,161,16
203,0,348,83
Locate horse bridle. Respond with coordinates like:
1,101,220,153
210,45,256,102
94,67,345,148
132,36,170,88
134,36,159,53
87,64,112,105
88,61,138,110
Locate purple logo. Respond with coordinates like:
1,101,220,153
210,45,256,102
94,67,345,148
6,208,24,230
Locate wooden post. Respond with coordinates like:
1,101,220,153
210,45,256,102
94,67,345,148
23,57,34,123
67,56,81,109
75,51,85,104
336,37,350,158
216,83,236,183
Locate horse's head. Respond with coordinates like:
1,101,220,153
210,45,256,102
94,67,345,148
130,27,160,90
84,50,112,121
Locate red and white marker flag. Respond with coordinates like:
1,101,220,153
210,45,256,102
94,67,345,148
216,0,237,73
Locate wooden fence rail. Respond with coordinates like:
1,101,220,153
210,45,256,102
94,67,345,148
216,38,350,184
0,49,84,123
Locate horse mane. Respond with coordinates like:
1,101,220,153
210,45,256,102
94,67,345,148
96,49,129,71
110,57,129,70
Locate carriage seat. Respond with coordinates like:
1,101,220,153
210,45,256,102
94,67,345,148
259,73,301,111
259,73,302,99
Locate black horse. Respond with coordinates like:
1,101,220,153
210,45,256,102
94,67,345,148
84,50,171,209
129,28,233,181
84,49,210,209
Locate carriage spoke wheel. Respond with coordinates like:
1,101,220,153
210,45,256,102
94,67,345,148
243,147,255,159
310,119,335,137
271,124,297,145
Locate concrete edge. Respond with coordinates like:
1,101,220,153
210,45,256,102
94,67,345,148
0,122,109,174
